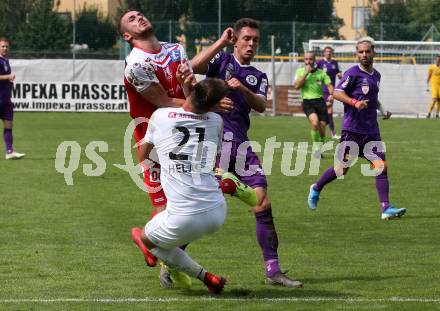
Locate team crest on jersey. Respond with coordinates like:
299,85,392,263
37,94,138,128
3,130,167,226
332,65,336,70
246,75,258,86
361,78,369,95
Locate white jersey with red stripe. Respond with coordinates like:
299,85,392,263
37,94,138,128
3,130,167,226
124,42,188,120
145,107,224,216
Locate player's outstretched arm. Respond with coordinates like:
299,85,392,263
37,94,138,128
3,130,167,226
326,83,335,102
176,62,197,98
377,101,392,120
140,83,185,108
191,28,235,74
0,73,14,81
138,140,155,171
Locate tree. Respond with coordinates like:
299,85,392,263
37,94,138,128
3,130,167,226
119,0,188,21
116,0,344,55
407,0,440,25
15,0,71,51
367,2,426,41
367,0,440,41
0,0,34,43
76,5,117,50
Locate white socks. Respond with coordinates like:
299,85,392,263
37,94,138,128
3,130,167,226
150,247,206,281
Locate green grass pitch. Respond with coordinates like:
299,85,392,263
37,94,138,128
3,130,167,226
1,112,439,310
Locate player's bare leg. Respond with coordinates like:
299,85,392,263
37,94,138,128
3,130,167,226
427,99,436,118
308,113,323,158
327,102,340,139
318,121,327,142
252,187,303,288
435,99,440,118
139,227,226,294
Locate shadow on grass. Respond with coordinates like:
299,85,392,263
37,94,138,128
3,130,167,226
22,156,55,160
404,215,440,219
180,287,350,299
302,274,412,284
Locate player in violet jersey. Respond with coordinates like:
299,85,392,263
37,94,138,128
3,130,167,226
315,47,342,139
307,38,406,220
192,18,303,288
0,38,25,160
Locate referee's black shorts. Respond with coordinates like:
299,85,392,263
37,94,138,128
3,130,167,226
301,98,329,123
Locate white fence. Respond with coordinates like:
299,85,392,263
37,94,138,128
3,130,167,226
10,59,431,115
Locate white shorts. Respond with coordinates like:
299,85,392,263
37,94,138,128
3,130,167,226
145,203,227,249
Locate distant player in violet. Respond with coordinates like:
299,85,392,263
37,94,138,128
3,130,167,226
192,18,303,288
315,46,342,139
0,37,25,160
308,37,406,220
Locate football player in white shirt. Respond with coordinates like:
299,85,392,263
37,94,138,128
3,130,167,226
137,77,230,294
119,10,233,288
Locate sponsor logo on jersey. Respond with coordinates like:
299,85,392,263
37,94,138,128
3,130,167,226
210,52,221,64
142,63,156,81
128,69,141,86
246,75,258,86
170,49,180,62
341,76,350,88
225,63,234,80
154,53,165,61
164,67,173,81
168,112,177,118
259,78,268,93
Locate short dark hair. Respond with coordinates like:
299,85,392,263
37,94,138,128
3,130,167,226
233,18,259,33
323,46,334,52
190,79,229,113
118,9,137,38
0,37,9,44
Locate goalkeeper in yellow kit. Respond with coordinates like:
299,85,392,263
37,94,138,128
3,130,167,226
427,55,440,118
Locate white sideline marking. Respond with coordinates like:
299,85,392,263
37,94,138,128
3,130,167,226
0,297,439,303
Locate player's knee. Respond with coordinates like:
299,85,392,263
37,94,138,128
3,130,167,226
334,165,349,176
253,195,271,212
371,159,387,175
140,228,156,249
